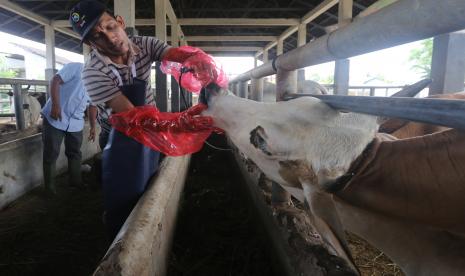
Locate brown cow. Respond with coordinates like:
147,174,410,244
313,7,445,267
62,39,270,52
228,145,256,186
202,83,465,276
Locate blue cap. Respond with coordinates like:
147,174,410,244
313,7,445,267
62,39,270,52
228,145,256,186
69,0,106,43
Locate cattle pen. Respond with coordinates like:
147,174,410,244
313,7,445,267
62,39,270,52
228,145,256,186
1,0,465,275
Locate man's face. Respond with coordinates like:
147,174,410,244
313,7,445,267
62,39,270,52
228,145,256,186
87,13,129,58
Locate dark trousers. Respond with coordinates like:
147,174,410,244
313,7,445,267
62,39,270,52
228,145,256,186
99,130,109,150
42,118,83,164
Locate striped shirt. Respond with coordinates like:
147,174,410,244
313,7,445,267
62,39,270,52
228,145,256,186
82,36,171,133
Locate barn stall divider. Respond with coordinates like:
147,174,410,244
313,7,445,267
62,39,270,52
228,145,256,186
0,78,101,209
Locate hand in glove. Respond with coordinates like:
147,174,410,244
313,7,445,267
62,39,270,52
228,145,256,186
109,104,221,156
161,46,228,92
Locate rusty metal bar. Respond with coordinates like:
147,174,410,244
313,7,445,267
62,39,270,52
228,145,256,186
284,94,465,130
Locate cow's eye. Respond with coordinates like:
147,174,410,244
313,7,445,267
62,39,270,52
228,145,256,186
249,126,272,156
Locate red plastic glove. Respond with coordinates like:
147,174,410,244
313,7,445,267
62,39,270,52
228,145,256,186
109,104,222,156
161,46,228,93
162,46,202,64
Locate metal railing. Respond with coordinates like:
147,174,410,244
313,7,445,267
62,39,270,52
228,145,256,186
322,85,420,97
0,78,48,131
229,0,465,130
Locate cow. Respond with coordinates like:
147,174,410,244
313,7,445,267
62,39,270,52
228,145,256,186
201,83,465,276
380,91,465,138
8,89,42,128
23,92,41,128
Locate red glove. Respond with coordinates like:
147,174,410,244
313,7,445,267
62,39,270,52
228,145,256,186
161,46,228,93
109,104,222,156
162,46,202,64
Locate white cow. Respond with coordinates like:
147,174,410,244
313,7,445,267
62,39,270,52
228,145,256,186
202,83,465,276
9,90,42,128
23,93,41,128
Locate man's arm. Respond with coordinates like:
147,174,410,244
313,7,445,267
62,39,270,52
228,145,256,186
49,74,64,120
87,105,98,142
107,93,134,113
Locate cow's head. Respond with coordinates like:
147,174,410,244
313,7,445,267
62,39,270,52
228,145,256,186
202,83,378,189
202,83,380,273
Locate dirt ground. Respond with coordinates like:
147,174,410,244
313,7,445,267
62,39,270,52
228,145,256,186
0,159,108,276
348,233,404,276
168,134,276,276
168,134,404,276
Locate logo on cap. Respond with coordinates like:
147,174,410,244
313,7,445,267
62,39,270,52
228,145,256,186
71,12,80,23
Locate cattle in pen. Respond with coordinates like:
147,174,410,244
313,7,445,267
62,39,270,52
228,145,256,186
201,83,465,276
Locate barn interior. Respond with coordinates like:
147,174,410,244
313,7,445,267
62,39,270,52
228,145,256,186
0,0,464,275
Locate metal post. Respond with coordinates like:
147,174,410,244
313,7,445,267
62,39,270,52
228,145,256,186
250,78,263,101
276,69,297,101
430,31,465,95
170,24,180,112
155,0,168,111
297,24,306,83
277,38,297,97
239,81,248,99
334,0,352,95
155,63,168,111
334,59,350,95
44,25,56,81
369,87,375,96
235,82,241,97
13,83,25,130
179,87,189,111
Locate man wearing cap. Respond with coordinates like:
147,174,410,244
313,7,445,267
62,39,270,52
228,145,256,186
70,0,216,239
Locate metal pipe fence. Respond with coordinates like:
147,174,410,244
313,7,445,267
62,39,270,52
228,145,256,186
0,78,48,131
229,0,465,130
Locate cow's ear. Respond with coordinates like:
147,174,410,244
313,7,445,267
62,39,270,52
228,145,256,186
249,125,273,156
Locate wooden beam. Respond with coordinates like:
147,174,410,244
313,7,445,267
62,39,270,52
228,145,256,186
200,46,262,52
1,0,79,39
178,18,299,26
165,36,276,42
357,0,398,18
255,0,339,58
54,18,300,27
301,0,339,24
165,0,177,24
0,0,49,25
